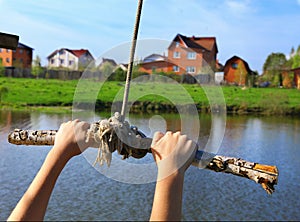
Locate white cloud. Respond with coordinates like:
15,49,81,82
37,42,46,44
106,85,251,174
224,0,253,17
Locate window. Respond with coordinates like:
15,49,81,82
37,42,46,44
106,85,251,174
51,59,55,64
231,62,238,69
0,49,2,52
187,52,196,60
60,59,64,65
6,58,10,63
175,41,180,47
19,49,23,54
186,66,196,73
173,51,180,58
69,60,74,66
6,49,10,53
173,66,179,72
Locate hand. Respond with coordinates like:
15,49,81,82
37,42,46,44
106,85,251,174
151,131,197,180
53,119,91,160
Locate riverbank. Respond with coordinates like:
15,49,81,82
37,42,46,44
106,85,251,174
0,77,299,115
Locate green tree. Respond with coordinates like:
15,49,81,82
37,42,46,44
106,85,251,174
292,54,300,69
32,55,43,79
0,58,5,77
262,53,287,87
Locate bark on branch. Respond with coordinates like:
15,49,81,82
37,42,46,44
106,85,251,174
7,114,278,195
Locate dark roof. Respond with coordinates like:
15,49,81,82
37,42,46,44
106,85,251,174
291,67,300,71
224,55,255,74
102,58,117,66
170,34,218,53
17,42,34,50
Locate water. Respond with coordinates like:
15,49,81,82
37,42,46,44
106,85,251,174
0,110,299,221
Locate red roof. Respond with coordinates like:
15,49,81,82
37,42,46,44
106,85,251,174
47,48,92,59
69,49,88,57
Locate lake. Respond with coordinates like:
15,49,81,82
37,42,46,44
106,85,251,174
0,110,299,221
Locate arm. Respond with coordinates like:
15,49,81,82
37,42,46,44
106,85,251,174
7,120,91,221
150,131,197,221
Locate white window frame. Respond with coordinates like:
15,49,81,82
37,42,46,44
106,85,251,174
173,51,180,58
173,65,179,72
187,52,196,60
186,66,196,74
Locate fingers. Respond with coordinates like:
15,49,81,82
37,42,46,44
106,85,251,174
151,131,165,147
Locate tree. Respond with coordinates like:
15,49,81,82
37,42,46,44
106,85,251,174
32,55,43,79
0,59,5,77
292,54,300,69
290,46,295,57
262,53,288,87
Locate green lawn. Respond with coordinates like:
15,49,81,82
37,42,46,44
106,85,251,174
0,77,299,115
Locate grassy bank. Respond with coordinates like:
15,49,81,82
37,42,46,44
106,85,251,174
0,77,299,115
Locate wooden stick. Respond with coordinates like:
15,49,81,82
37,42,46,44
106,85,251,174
8,123,278,194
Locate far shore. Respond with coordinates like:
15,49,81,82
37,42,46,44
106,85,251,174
0,77,299,116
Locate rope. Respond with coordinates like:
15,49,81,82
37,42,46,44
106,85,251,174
120,0,144,122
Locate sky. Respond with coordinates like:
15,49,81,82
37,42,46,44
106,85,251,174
1,0,300,73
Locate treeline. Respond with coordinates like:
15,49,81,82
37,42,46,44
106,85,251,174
258,45,300,87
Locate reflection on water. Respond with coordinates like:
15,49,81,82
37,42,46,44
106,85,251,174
0,110,299,221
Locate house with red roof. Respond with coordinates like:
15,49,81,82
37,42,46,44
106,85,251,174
47,48,94,70
137,34,218,75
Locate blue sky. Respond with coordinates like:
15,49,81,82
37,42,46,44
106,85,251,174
1,0,300,73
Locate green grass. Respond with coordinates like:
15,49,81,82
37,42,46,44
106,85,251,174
0,77,299,115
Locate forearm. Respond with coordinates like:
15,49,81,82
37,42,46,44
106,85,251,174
7,147,70,221
150,172,184,221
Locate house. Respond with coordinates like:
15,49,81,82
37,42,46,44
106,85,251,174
138,54,176,74
47,48,94,70
167,34,218,74
223,56,256,86
292,67,300,89
0,42,33,68
99,57,117,68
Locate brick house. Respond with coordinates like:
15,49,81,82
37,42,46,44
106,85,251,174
138,34,218,75
292,67,300,89
138,54,176,74
168,34,218,74
0,42,33,68
47,48,94,70
223,56,256,86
